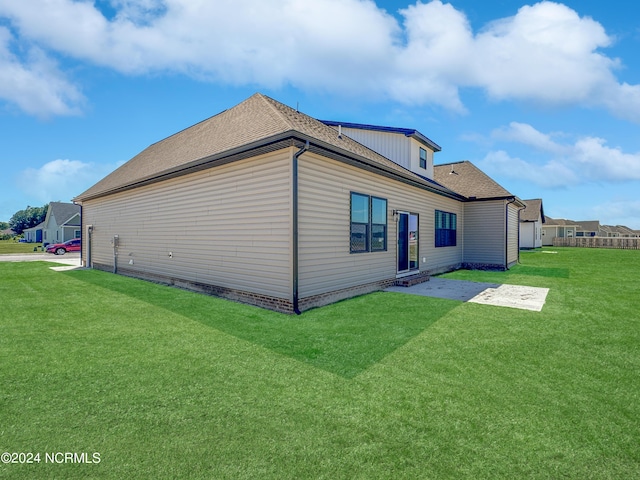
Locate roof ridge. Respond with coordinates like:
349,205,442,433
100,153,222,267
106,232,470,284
255,93,299,131
435,160,467,166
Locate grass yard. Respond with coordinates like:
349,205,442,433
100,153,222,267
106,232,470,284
0,239,43,254
1,247,639,479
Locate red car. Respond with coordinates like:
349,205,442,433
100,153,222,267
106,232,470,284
45,238,81,255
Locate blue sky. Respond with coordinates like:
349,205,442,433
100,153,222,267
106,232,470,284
1,0,640,228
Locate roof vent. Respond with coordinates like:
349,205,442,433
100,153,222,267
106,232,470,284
449,165,458,175
338,125,342,139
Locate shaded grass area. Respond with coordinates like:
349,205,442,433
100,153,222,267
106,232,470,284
61,269,457,378
1,247,640,479
0,239,42,254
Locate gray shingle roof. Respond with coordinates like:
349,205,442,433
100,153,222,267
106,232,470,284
49,202,81,225
75,93,461,202
574,220,600,232
544,216,570,226
520,199,544,222
433,161,514,199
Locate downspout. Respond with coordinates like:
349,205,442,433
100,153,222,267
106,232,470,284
505,197,516,270
78,204,83,265
517,203,526,263
292,140,309,315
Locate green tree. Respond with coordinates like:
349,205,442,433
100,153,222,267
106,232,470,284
0,221,9,231
8,204,48,235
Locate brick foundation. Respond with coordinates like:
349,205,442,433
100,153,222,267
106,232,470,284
394,271,430,287
461,262,508,271
297,278,397,311
91,263,396,314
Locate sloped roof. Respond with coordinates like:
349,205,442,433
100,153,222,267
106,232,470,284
433,161,514,200
75,93,461,202
49,202,81,225
520,199,545,222
544,216,576,226
24,221,45,231
613,225,638,235
574,220,600,232
544,217,602,231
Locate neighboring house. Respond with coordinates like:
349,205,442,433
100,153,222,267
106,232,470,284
574,220,600,238
74,93,523,313
23,222,44,243
519,199,545,249
41,202,82,245
432,161,525,269
543,217,640,244
599,225,640,237
541,217,579,245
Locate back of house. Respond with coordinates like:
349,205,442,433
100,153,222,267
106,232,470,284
74,93,522,312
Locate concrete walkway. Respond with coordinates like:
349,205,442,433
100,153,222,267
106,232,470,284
386,277,549,312
0,252,82,266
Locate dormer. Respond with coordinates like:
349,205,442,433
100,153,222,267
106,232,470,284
320,121,441,179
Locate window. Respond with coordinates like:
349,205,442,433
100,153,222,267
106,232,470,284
435,210,456,247
419,147,427,169
350,192,387,253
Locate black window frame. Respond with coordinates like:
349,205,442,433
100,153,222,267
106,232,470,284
435,210,457,247
419,147,427,169
350,192,387,253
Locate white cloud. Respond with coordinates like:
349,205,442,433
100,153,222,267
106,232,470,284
590,199,640,229
480,149,578,188
0,27,84,117
470,2,616,104
0,0,639,120
479,122,640,187
491,122,569,154
17,159,121,203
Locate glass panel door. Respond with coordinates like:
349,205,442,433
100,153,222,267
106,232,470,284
398,213,409,273
398,212,419,274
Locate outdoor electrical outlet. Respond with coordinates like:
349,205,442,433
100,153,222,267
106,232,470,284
129,259,134,265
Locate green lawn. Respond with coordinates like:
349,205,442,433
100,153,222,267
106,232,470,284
0,239,43,254
1,247,639,479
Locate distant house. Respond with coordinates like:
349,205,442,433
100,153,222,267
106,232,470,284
1,228,15,238
519,199,545,249
574,220,600,238
543,216,640,244
74,93,525,313
542,217,579,246
41,202,82,245
23,222,44,243
599,225,640,238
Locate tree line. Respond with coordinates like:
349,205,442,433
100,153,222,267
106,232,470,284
4,204,49,236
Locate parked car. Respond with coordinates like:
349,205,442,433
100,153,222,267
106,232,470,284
45,238,81,255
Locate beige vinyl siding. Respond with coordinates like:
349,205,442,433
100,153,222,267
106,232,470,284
81,150,292,300
298,153,463,298
507,203,519,266
463,200,505,267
